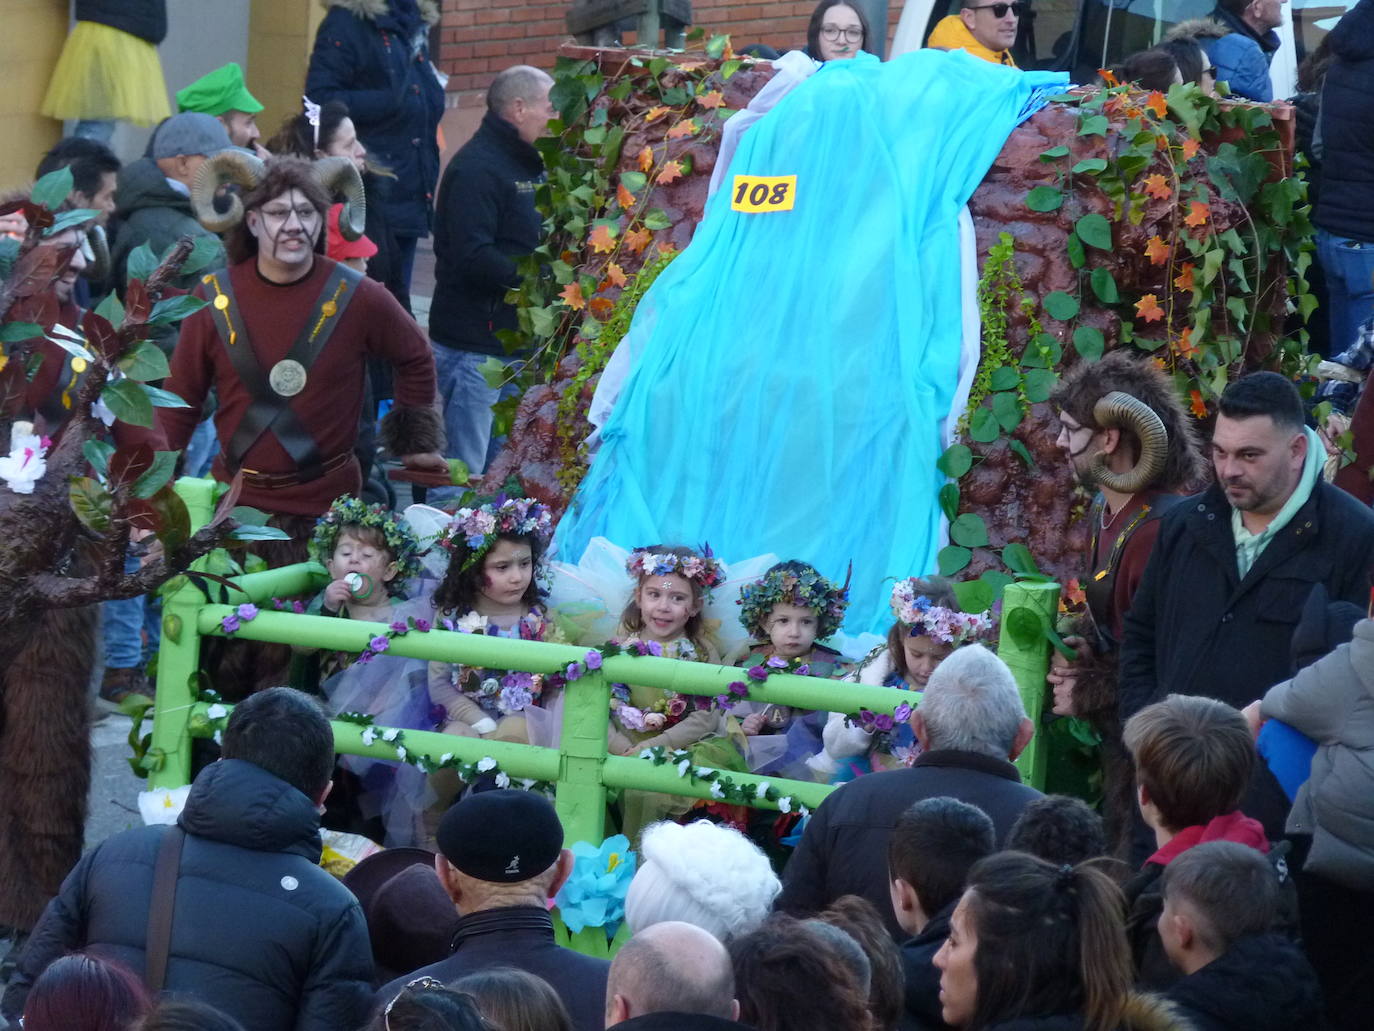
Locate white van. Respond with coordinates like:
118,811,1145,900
888,0,1361,96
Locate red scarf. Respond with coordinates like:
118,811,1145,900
1148,810,1270,866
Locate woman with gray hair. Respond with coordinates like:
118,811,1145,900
624,820,781,944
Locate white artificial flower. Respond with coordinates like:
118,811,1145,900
395,746,407,760
381,727,399,742
638,748,655,760
755,781,770,800
710,780,726,799
360,727,377,746
206,704,227,720
455,611,487,634
439,753,454,765
778,796,793,814
677,759,692,778
138,785,191,826
0,433,47,494
495,772,511,788
476,756,497,773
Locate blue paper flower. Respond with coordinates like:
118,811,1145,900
554,834,637,936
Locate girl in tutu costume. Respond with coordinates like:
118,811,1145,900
608,545,750,842
809,575,992,781
428,497,559,744
308,496,430,845
729,561,853,779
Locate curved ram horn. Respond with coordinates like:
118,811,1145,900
82,223,109,285
191,150,266,233
312,156,367,241
1089,390,1169,495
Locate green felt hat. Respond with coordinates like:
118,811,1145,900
175,62,263,116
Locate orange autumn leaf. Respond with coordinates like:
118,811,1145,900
1065,578,1088,607
560,282,585,310
604,262,627,288
1173,262,1196,292
1145,235,1170,265
588,224,617,254
1145,91,1168,119
1189,389,1208,420
1155,134,1171,151
666,119,699,141
624,226,652,254
656,160,685,185
1123,106,1144,120
1151,355,1169,371
1173,326,1199,360
1098,68,1120,87
1135,293,1165,323
656,241,678,257
616,182,636,209
1184,201,1211,228
723,40,735,60
588,296,615,318
644,106,671,123
1142,174,1171,200
637,146,654,173
697,90,725,110
1180,137,1200,160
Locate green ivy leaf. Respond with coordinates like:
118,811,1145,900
1005,606,1046,649
69,476,112,533
1066,231,1086,270
953,578,995,614
1075,213,1113,250
139,383,190,409
1072,326,1105,362
937,544,973,577
1078,115,1109,137
162,612,182,645
102,379,154,427
939,482,961,522
94,290,125,328
117,340,171,382
705,34,729,59
642,208,671,231
1090,267,1120,303
937,443,973,479
979,569,1015,600
620,171,647,191
1043,291,1080,321
478,356,507,389
1002,541,1040,576
969,406,1000,443
951,513,989,548
1040,146,1070,161
721,59,742,81
30,166,73,212
1026,186,1064,212
1072,158,1108,175
148,294,208,326
132,451,178,499
1022,368,1058,403
992,390,1022,432
83,439,114,478
989,366,1020,391
228,524,293,541
1009,438,1037,469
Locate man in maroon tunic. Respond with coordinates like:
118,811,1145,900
160,156,443,530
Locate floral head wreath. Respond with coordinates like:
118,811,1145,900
309,495,423,584
890,578,993,645
437,496,554,571
738,562,851,641
625,545,726,599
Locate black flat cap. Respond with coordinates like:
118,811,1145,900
436,789,564,883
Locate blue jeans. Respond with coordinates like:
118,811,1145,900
430,344,519,502
184,417,219,479
396,235,419,292
1317,229,1374,356
73,119,115,142
102,552,162,670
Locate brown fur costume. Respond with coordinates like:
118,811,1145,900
0,603,96,930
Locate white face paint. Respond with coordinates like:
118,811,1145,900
247,187,322,276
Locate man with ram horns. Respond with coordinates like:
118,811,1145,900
160,153,443,536
1045,350,1207,857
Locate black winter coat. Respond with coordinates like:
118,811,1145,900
1314,0,1374,243
609,1015,754,1031
1119,480,1374,719
306,1,445,239
76,0,166,44
377,906,610,1031
3,760,374,1031
777,750,1042,938
899,902,955,1031
429,111,546,356
1165,933,1327,1031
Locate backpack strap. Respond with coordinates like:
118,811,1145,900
144,825,185,993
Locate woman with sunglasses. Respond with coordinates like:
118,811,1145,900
928,0,1022,67
805,0,870,61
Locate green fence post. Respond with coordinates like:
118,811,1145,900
554,671,612,848
997,580,1061,790
147,478,217,791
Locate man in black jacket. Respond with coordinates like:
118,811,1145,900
3,688,374,1031
1120,372,1374,721
606,921,750,1030
428,65,553,487
377,788,609,1031
776,645,1041,938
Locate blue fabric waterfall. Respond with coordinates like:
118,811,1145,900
554,50,1069,636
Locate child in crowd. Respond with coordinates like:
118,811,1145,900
605,544,747,841
1006,794,1110,868
810,576,991,779
888,797,995,1031
1121,694,1288,988
730,560,851,777
1159,841,1326,1031
428,497,556,742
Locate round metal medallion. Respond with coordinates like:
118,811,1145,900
213,294,229,310
268,358,307,397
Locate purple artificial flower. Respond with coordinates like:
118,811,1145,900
645,640,663,657
236,603,258,620
766,655,787,669
499,682,534,713
414,618,431,632
873,713,895,733
746,665,769,682
390,620,408,634
894,701,913,723
585,649,603,670
728,681,749,697
441,618,455,631
566,662,583,682
796,664,811,676
715,694,731,708
667,697,687,718
369,635,390,653
355,651,374,666
272,599,286,610
220,614,240,634
292,600,305,614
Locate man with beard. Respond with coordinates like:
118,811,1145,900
1046,351,1206,855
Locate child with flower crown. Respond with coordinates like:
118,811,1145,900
808,574,993,781
607,544,749,842
427,497,559,742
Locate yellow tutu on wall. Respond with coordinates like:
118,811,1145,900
41,21,171,126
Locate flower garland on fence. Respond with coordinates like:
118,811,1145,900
636,746,808,816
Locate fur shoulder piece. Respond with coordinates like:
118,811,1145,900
1119,992,1198,1031
379,403,445,456
322,0,441,27
1165,18,1230,42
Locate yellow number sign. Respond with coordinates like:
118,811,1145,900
731,175,797,213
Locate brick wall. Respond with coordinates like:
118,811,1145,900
436,1,905,107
